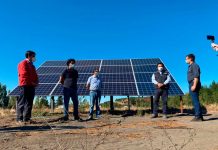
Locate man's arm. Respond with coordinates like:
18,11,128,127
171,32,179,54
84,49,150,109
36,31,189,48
192,78,199,90
191,64,200,91
86,77,91,90
59,76,64,85
59,70,66,85
164,74,171,85
211,43,218,51
152,74,158,84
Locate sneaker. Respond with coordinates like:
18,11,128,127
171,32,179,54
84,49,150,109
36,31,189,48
96,115,102,120
191,117,204,122
162,115,168,119
16,120,24,126
74,117,83,122
59,116,69,122
151,114,158,119
87,115,94,121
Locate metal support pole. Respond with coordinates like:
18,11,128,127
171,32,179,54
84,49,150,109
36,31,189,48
50,96,55,113
180,96,183,114
110,96,114,113
127,96,130,111
150,96,153,114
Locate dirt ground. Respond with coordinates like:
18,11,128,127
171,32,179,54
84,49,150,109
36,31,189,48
0,111,218,150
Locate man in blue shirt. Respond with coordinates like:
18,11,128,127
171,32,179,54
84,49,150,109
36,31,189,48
86,69,102,120
186,54,203,121
151,63,171,119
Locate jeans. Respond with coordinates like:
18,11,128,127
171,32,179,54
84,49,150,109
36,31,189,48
63,87,79,118
153,88,168,115
189,83,202,118
16,86,35,121
89,91,101,117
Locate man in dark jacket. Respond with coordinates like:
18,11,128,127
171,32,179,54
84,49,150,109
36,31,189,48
59,59,82,121
17,50,38,124
151,63,171,119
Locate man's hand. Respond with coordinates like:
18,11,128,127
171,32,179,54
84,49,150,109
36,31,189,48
211,43,218,51
191,85,196,91
157,83,164,88
32,82,38,87
86,84,90,90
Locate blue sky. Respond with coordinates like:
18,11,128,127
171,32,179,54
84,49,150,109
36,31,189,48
0,0,218,95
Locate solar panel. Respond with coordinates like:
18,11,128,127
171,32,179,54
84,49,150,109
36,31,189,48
101,73,134,83
100,66,132,73
9,58,184,96
102,59,131,66
133,65,157,73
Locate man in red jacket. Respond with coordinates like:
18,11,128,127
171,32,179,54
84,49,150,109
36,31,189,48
17,50,38,124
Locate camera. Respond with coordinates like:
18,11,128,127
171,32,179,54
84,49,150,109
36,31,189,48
207,35,215,42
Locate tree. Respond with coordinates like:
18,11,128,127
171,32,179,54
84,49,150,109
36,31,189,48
8,96,17,109
0,83,9,108
56,96,63,106
34,96,49,109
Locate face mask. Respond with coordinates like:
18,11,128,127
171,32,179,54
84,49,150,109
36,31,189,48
69,64,75,69
32,57,36,62
158,67,163,72
94,72,99,76
185,60,189,64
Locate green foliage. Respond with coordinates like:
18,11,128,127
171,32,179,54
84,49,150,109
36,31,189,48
8,96,17,109
34,96,49,109
56,96,63,106
199,81,218,105
0,83,9,108
79,97,89,112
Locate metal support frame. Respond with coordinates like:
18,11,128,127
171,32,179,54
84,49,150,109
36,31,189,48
150,96,153,114
180,96,184,114
110,96,114,113
50,96,55,113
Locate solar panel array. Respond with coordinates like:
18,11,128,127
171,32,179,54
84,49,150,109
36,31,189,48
9,58,184,96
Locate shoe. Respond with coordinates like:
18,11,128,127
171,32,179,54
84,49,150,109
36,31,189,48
74,117,83,122
87,115,94,121
96,115,102,120
16,120,24,126
151,114,158,119
59,116,69,122
191,117,204,122
162,115,168,119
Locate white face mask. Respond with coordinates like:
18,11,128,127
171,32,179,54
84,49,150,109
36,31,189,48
94,72,99,76
185,60,189,64
158,67,163,72
32,57,36,62
69,64,75,69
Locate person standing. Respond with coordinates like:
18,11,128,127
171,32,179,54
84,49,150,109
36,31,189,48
86,69,102,120
17,50,38,124
186,54,204,121
59,59,82,121
151,63,171,119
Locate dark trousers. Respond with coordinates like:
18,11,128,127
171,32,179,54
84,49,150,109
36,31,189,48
63,87,79,118
16,86,35,121
153,88,168,115
89,91,101,117
189,83,202,118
